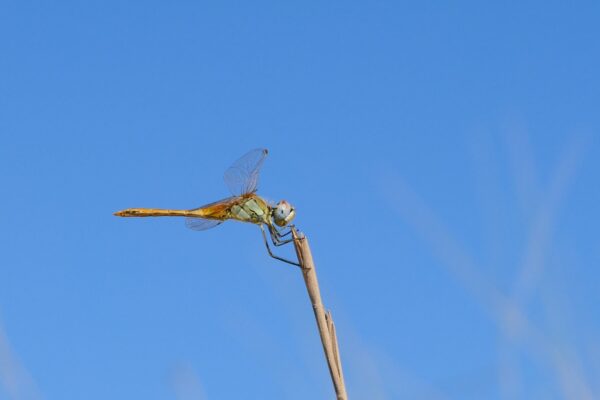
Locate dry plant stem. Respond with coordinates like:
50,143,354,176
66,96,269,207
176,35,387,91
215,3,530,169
292,228,348,400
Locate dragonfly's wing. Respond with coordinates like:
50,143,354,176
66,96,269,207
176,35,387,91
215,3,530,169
224,148,268,195
184,196,238,231
261,195,277,208
185,217,223,231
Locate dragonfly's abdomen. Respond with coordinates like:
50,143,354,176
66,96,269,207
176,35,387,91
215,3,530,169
114,208,194,217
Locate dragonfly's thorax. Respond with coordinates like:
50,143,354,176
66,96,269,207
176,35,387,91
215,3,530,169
229,194,271,225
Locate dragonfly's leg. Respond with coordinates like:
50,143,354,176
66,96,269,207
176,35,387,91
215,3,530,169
276,228,293,238
260,225,301,267
268,225,295,246
266,225,295,249
270,228,283,240
270,225,293,239
274,237,295,246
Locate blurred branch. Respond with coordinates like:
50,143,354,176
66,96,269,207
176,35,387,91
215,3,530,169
0,322,42,400
383,152,594,399
291,228,348,400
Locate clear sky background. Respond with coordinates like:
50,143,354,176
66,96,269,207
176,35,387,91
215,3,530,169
1,2,599,399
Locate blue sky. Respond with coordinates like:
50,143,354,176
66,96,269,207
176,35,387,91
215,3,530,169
1,1,599,399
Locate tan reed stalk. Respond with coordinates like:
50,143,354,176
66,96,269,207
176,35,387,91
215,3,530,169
291,227,348,400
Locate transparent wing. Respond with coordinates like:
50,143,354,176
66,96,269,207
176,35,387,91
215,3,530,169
223,148,268,195
185,217,223,231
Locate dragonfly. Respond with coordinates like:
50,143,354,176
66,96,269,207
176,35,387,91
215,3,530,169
114,148,300,266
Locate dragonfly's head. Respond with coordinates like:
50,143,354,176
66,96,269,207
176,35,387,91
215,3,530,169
272,200,296,227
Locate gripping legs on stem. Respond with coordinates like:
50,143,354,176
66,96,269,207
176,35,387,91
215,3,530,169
260,225,300,267
269,225,295,246
275,227,293,238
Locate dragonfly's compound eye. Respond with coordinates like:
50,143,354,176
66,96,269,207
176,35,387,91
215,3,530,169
273,200,296,227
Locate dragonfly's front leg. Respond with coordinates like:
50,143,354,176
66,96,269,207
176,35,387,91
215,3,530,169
269,225,290,240
260,225,300,267
274,226,293,238
268,225,295,247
